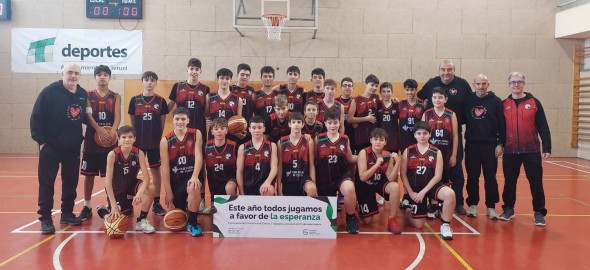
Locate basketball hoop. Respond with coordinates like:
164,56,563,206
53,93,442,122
262,13,287,41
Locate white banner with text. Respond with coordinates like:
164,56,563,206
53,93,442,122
213,195,337,239
11,28,142,74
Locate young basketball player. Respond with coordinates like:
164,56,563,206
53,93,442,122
315,108,359,233
160,107,204,237
167,58,210,214
399,79,425,153
237,115,278,196
302,101,324,138
348,74,380,154
400,121,456,240
230,63,255,122
96,126,156,234
128,71,169,216
336,77,356,149
356,128,402,234
265,94,292,143
253,66,278,119
317,79,345,134
377,82,400,153
421,87,458,219
78,65,121,221
206,68,244,143
205,118,238,213
277,112,318,196
305,68,326,103
276,65,305,113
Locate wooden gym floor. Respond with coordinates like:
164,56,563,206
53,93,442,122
0,154,588,269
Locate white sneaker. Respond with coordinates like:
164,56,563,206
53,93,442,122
198,201,206,213
466,205,478,217
487,208,500,220
377,195,385,206
135,219,156,234
440,223,453,240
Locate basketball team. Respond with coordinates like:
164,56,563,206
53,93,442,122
30,58,552,241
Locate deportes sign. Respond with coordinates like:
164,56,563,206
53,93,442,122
213,195,337,239
11,28,142,74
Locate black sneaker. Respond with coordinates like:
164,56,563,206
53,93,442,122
455,206,467,215
152,203,166,216
40,219,55,234
534,212,546,226
60,213,83,226
96,204,110,219
346,216,360,234
78,206,92,221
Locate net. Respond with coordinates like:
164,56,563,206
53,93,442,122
261,14,287,41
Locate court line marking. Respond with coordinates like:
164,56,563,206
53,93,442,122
12,189,105,233
0,156,38,159
53,232,78,270
424,223,473,270
453,214,480,235
551,160,590,169
0,225,72,268
405,234,425,270
12,230,480,235
545,161,590,175
0,212,39,214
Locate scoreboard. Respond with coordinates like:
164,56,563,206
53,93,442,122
86,0,142,19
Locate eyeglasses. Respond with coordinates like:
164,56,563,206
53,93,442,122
342,84,353,88
509,81,525,86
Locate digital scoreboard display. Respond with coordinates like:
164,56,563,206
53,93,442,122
0,0,11,21
86,0,142,19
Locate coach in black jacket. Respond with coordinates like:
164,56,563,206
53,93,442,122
463,74,505,220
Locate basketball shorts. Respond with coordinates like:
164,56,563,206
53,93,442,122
405,182,446,219
355,179,392,218
208,177,237,197
108,179,143,216
142,148,161,168
80,152,109,177
317,171,352,197
171,177,191,211
282,179,311,196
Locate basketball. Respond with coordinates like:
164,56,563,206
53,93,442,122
104,215,129,239
227,115,247,135
94,126,118,148
164,209,188,232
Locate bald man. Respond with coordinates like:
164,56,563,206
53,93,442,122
463,74,504,220
31,64,88,234
418,60,473,215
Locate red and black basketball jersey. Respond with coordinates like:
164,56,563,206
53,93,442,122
370,93,381,105
377,101,400,153
315,133,350,189
280,135,311,184
208,93,240,120
305,91,324,104
353,96,378,145
165,128,198,184
112,146,141,195
128,94,169,150
242,140,273,190
205,140,237,185
336,97,355,146
399,99,425,153
302,120,324,138
405,144,439,190
265,111,292,143
253,89,278,119
336,97,352,115
423,108,454,168
230,85,255,121
279,84,305,113
363,146,391,186
169,82,209,134
316,100,342,124
84,89,118,154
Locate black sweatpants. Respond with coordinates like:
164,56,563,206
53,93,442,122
465,142,499,208
37,144,81,220
501,153,547,216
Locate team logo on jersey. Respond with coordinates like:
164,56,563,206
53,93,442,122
131,161,136,166
187,140,193,148
247,152,252,156
402,125,410,131
208,152,213,156
525,103,531,109
320,144,326,148
429,156,435,162
172,166,178,173
67,104,82,120
504,105,511,110
296,94,301,99
391,110,397,115
430,138,437,144
154,104,159,109
264,151,269,157
225,153,232,160
198,91,204,96
473,106,486,119
449,88,457,95
229,101,235,107
340,145,345,151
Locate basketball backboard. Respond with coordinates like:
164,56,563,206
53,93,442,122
233,0,318,38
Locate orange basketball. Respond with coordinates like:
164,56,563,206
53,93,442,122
164,209,188,232
94,126,118,148
104,215,129,239
227,115,247,135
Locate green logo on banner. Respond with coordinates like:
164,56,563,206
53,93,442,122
27,37,56,64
